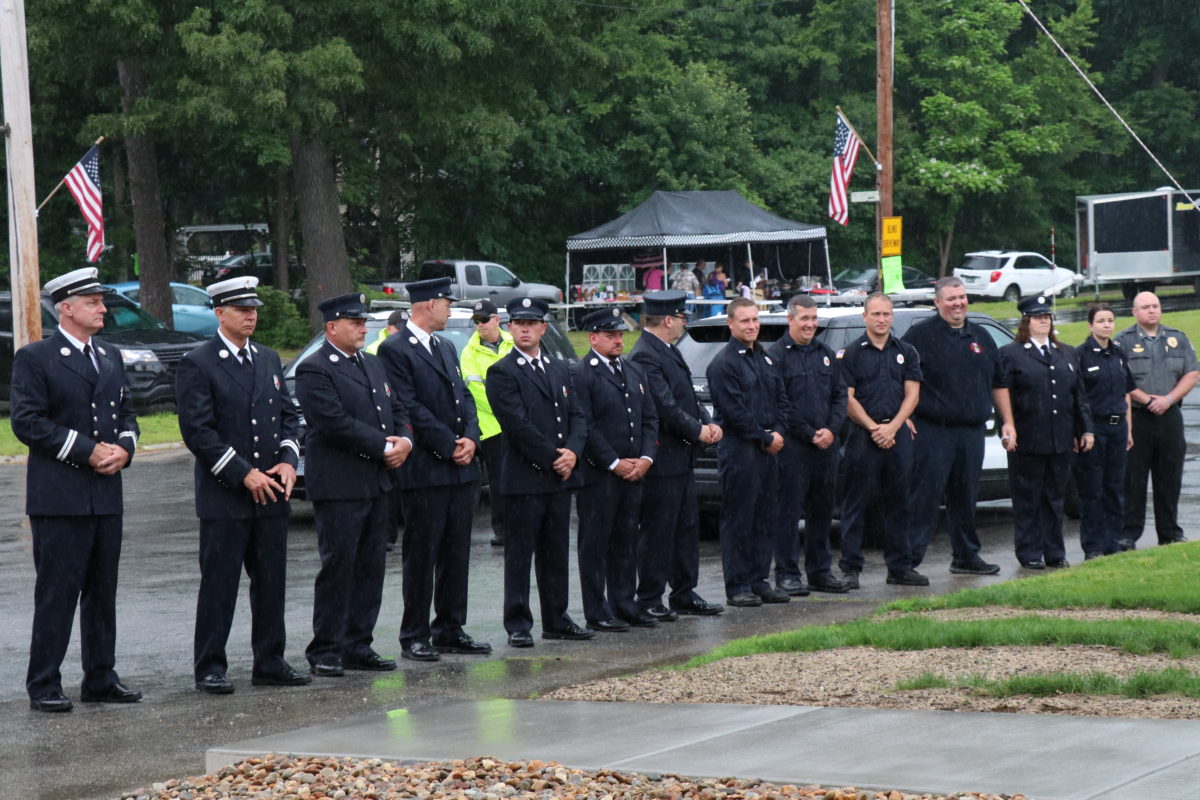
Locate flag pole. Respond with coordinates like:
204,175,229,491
835,107,881,169
36,135,103,213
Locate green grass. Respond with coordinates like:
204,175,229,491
893,668,1200,700
568,330,642,357
0,412,181,457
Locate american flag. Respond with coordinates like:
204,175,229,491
828,113,863,226
64,146,104,262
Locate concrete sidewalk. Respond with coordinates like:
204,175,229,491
207,699,1200,800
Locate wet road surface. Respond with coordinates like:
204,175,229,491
1,399,1198,800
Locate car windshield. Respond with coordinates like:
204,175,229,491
961,255,1004,271
833,267,876,284
676,321,790,378
103,298,166,332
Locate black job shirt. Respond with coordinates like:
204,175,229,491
1075,336,1136,418
839,333,922,421
902,315,1006,427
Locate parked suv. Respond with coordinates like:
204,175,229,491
0,291,207,408
953,251,1080,302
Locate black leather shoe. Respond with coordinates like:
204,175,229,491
644,604,679,622
344,651,398,671
619,611,659,628
196,673,235,694
1019,560,1045,570
1161,535,1189,544
30,692,73,713
433,634,493,655
726,592,763,607
490,535,505,546
586,617,630,632
400,642,440,662
80,682,142,704
1046,559,1070,569
309,660,345,677
507,631,534,648
886,569,930,587
1084,552,1102,561
543,621,595,640
1117,538,1136,551
755,586,791,603
671,598,724,616
808,574,851,593
777,577,810,597
842,570,861,590
949,560,1001,575
251,665,312,687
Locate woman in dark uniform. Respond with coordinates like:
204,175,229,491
1073,303,1136,559
999,295,1094,569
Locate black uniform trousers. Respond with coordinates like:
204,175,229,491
637,473,701,608
1074,419,1128,557
502,491,573,634
399,483,474,646
27,515,122,698
194,516,289,680
306,496,389,664
774,441,838,582
577,474,642,623
1124,406,1186,544
907,422,986,568
717,441,778,597
480,435,509,540
839,428,914,574
1008,451,1071,564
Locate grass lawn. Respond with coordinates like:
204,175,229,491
0,412,181,457
568,330,642,357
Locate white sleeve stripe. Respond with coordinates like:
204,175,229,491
57,429,78,462
118,431,137,450
465,374,484,383
280,440,300,456
211,447,236,476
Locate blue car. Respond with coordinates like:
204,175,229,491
105,281,219,337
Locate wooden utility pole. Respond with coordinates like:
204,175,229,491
1,0,42,348
877,0,894,218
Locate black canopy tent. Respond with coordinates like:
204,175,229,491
564,189,832,301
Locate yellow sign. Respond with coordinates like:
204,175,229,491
881,216,903,257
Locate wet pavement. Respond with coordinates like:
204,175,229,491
1,399,1199,800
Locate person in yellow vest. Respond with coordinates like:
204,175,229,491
365,309,408,355
460,299,515,546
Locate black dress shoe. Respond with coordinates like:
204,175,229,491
344,651,398,671
1117,538,1136,551
776,577,810,597
807,574,851,593
433,634,493,655
643,604,679,622
1084,552,1102,561
30,692,73,713
586,617,630,633
309,660,345,677
671,598,724,616
80,682,142,704
1161,535,1189,544
841,570,861,590
949,560,1001,575
543,621,595,640
251,665,312,687
619,611,659,628
756,586,791,603
726,592,763,607
886,569,930,587
400,642,440,662
1046,558,1070,569
196,673,235,694
1019,560,1045,570
508,631,534,648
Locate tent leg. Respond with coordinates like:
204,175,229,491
564,250,572,329
823,238,834,306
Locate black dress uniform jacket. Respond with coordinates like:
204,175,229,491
999,340,1092,454
572,353,658,478
628,332,709,476
176,337,301,518
11,331,138,514
295,339,411,499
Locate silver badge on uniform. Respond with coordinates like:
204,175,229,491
522,299,532,308
765,356,773,365
409,337,418,345
219,349,230,359
60,347,70,357
590,358,599,366
97,346,106,355
897,354,905,364
563,385,568,397
385,381,392,396
273,374,281,390
823,356,831,366
517,357,526,366
329,354,340,363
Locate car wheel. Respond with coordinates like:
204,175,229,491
1002,284,1021,303
1060,283,1077,299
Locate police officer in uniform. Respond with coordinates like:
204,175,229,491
705,297,792,607
838,292,926,588
902,277,1011,575
485,297,593,647
572,307,659,631
768,295,850,595
12,268,142,712
296,293,413,676
999,295,1093,568
1116,291,1200,549
176,277,310,694
629,290,725,618
378,277,491,662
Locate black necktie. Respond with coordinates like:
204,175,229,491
351,353,366,373
532,358,550,392
82,343,98,373
612,358,625,385
238,347,253,371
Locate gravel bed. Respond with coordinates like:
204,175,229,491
115,755,1029,800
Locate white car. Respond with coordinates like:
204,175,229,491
953,250,1081,302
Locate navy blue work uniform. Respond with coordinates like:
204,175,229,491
999,339,1092,565
11,329,139,702
838,334,922,575
628,330,713,611
485,346,588,636
572,349,658,625
176,334,301,682
767,332,846,584
902,315,1006,568
705,338,791,599
1116,323,1200,545
378,321,481,650
296,335,411,668
1072,336,1136,557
